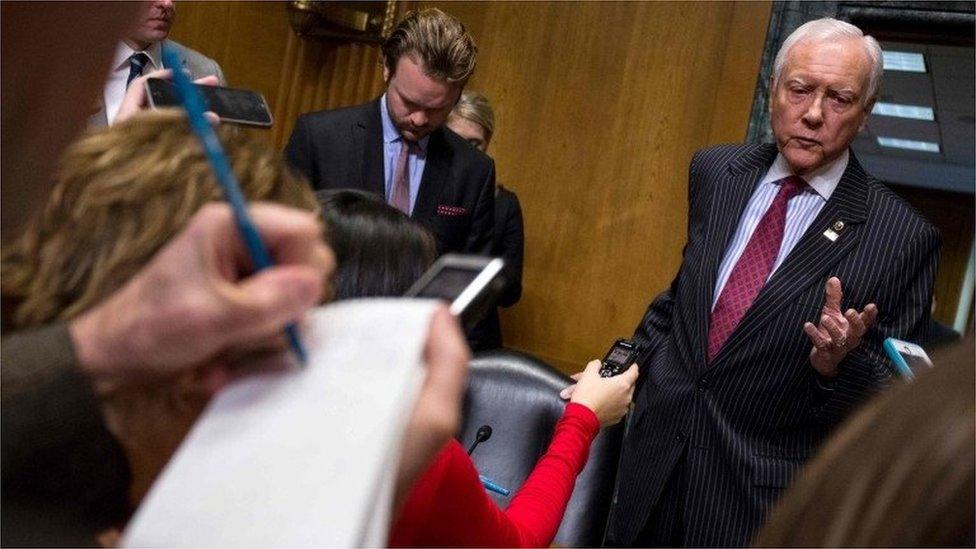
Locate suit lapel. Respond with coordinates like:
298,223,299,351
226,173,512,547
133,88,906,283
161,40,186,73
708,151,871,370
359,98,385,196
692,144,777,368
412,129,449,221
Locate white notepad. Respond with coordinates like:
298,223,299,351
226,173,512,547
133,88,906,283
123,299,438,547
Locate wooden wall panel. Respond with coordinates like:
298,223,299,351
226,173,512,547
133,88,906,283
169,1,389,146
423,1,772,371
171,1,772,373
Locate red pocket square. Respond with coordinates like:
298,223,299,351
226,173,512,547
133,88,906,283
436,205,468,216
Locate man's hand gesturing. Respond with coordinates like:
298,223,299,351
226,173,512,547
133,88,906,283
803,277,878,378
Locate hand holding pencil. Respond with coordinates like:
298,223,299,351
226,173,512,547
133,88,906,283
161,45,311,365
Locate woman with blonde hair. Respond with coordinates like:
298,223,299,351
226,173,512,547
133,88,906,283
2,109,320,507
446,91,524,351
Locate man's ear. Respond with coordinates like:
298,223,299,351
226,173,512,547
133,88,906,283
859,98,876,132
382,63,390,83
451,85,464,109
768,74,776,115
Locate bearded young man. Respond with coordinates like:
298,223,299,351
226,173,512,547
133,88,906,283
285,8,494,257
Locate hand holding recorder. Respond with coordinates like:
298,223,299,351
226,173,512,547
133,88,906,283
568,360,638,427
559,339,639,427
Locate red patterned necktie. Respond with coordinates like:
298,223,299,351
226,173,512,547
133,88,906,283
391,139,420,215
707,175,808,362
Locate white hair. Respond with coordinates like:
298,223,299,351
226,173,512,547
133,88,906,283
772,17,883,105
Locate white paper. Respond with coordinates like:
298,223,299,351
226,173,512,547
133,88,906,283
123,299,438,548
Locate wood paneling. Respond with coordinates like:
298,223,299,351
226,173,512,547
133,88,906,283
171,1,773,374
424,1,773,371
169,1,390,146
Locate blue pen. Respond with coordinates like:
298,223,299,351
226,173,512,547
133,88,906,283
479,475,511,497
162,47,308,365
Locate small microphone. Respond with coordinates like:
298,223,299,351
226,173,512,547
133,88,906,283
467,424,493,455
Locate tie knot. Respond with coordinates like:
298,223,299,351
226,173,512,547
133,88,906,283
129,52,150,69
778,175,807,199
401,139,424,157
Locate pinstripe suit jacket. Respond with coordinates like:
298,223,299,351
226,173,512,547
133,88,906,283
606,143,940,547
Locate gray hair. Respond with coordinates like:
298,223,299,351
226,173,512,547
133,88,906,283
772,17,883,105
450,90,495,137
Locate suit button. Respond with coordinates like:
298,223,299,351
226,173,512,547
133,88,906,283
674,432,685,443
698,379,709,392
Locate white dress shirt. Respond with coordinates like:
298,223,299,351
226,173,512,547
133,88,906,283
711,150,849,308
103,41,162,125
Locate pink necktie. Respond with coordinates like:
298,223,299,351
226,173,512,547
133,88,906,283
391,140,420,215
707,176,808,362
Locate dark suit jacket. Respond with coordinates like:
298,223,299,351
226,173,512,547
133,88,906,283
606,143,940,547
2,323,131,546
471,185,524,351
285,98,495,255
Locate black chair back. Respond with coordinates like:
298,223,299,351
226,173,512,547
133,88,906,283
457,349,624,547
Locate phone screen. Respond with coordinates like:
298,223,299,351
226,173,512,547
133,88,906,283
606,345,633,366
412,266,481,301
147,79,272,126
898,350,933,374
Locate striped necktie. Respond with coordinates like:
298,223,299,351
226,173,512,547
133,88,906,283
126,52,151,88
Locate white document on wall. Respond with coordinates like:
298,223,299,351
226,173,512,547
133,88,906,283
122,299,438,548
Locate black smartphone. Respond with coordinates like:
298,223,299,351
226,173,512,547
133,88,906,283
600,339,637,378
145,78,273,128
404,254,506,325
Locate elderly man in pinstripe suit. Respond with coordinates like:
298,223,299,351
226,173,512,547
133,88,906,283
605,18,940,547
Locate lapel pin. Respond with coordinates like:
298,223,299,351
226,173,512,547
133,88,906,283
823,220,845,242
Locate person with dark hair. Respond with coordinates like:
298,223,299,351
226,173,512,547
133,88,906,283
315,189,638,548
391,358,636,547
317,189,437,301
286,8,495,257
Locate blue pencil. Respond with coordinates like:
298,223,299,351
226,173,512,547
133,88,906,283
162,46,308,365
479,475,511,496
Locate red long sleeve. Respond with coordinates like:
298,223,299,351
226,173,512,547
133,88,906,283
389,402,600,547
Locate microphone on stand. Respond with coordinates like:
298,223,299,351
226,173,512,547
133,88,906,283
466,424,510,496
467,425,493,455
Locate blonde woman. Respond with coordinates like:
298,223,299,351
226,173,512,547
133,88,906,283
2,110,321,508
447,91,524,351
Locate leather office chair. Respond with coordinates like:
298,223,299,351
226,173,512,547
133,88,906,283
457,349,625,547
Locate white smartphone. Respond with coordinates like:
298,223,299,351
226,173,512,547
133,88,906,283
883,337,934,380
145,78,273,128
404,254,506,323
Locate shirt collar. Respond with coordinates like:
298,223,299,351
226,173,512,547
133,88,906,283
379,93,430,152
763,149,848,201
112,41,162,72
